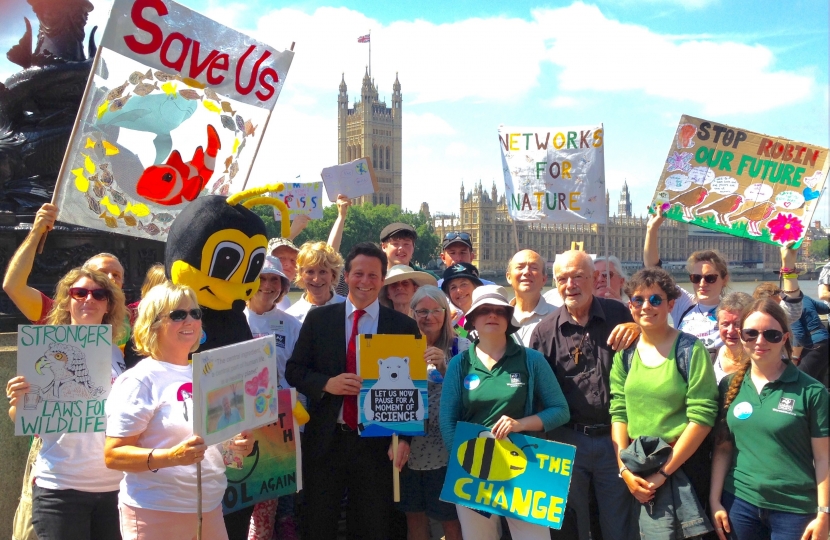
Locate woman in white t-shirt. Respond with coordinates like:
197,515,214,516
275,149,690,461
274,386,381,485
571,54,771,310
6,267,129,540
103,283,251,540
285,241,346,323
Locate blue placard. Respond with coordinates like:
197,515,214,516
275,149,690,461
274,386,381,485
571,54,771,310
440,422,576,529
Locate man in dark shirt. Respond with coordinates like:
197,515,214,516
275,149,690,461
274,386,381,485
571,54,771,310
530,250,639,540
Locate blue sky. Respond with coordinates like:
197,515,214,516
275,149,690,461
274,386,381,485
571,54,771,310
2,0,828,226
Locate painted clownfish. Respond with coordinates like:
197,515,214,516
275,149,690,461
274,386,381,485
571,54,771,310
136,124,221,206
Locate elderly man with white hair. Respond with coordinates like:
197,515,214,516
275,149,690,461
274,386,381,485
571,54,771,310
593,255,628,303
530,250,640,540
506,250,556,347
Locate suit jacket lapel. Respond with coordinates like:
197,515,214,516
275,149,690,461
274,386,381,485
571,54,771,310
332,302,348,370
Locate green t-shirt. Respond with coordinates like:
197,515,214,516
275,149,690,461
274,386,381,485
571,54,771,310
722,363,829,513
610,337,718,442
461,340,529,429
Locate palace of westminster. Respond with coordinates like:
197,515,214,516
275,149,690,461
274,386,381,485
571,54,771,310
337,72,783,275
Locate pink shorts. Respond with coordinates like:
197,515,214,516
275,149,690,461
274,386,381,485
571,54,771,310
119,503,229,540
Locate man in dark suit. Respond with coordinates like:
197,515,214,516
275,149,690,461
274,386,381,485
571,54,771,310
286,242,419,539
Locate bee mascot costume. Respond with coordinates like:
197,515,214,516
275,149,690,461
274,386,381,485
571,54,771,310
164,184,307,539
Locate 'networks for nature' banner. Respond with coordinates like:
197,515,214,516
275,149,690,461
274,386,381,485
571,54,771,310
16,325,116,435
440,422,576,529
500,125,606,224
650,115,828,246
54,0,293,240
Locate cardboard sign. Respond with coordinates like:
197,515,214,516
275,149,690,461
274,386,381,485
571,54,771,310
357,334,427,437
15,325,116,435
440,422,576,529
222,388,302,514
271,182,323,220
193,335,280,445
321,157,378,202
499,125,607,224
650,115,829,246
53,0,294,240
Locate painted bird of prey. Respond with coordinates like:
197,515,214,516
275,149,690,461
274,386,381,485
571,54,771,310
694,194,745,226
670,186,709,221
35,342,104,400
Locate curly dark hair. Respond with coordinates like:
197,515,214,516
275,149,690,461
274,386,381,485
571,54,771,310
623,267,681,301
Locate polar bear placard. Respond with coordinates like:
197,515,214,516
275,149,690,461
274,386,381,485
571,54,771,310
364,356,425,422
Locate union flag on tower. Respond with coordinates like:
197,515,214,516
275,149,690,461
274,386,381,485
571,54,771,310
357,34,370,43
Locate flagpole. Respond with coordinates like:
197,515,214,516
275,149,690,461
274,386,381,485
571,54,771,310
368,29,372,78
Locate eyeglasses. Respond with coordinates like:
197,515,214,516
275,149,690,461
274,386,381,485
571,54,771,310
741,328,784,343
689,274,719,284
598,272,617,280
69,287,108,301
414,308,445,318
630,294,664,308
444,232,471,242
168,309,203,322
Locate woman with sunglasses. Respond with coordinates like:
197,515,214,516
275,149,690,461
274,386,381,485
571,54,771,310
104,282,252,540
611,268,719,538
6,267,128,540
714,293,754,383
710,299,828,540
645,214,803,357
440,285,569,540
286,241,346,324
397,286,465,540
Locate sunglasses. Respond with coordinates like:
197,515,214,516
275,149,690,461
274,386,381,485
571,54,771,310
476,306,508,317
444,232,471,242
741,328,785,343
630,294,664,308
689,274,719,285
69,287,108,301
168,308,203,322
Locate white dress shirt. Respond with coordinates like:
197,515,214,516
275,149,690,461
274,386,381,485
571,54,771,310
338,298,380,423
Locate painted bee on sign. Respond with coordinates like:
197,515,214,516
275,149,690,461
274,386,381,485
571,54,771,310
457,431,535,482
202,361,214,375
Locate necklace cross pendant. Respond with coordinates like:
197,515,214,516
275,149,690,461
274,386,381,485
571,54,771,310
573,347,580,365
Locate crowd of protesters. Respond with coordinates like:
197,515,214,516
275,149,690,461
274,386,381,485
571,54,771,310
5,199,829,540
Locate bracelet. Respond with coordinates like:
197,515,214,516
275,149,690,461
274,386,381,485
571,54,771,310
782,273,798,280
780,267,795,274
658,468,670,479
147,449,159,473
818,506,830,514
619,465,629,476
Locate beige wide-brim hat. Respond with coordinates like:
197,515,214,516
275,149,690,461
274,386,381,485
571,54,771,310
379,265,437,307
464,285,520,335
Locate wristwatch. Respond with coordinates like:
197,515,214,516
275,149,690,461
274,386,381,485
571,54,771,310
657,468,671,479
818,506,830,514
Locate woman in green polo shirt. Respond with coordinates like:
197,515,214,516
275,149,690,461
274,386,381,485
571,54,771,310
710,299,829,540
440,285,570,540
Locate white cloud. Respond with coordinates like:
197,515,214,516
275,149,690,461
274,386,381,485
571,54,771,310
406,112,456,138
536,3,814,115
548,96,578,108
603,0,718,10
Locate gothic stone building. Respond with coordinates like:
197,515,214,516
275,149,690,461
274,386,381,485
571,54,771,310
432,181,780,276
337,70,402,207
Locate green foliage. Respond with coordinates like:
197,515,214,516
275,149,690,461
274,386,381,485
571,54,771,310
253,203,441,265
808,237,829,260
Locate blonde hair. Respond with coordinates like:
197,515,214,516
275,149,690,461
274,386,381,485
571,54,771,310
133,282,200,359
140,263,168,299
294,241,344,290
46,267,128,343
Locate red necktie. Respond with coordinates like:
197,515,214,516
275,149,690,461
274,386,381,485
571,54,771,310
344,308,365,430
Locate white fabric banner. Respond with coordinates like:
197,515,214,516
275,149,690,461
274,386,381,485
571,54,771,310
499,125,607,224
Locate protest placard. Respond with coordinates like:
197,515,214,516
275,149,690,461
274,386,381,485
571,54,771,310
357,334,427,437
15,325,116,436
193,335,279,445
499,125,606,224
222,388,302,513
321,157,378,202
52,0,294,240
650,115,829,246
440,422,576,529
271,182,323,220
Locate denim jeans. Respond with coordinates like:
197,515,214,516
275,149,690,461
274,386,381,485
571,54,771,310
31,485,121,540
721,491,814,540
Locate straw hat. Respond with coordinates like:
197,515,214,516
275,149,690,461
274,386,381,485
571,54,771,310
379,265,437,307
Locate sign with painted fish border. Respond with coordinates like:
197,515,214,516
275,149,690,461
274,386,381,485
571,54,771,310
53,0,293,240
440,422,576,530
649,115,829,247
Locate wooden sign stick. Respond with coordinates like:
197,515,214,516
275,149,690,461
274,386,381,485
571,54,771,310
392,433,400,502
196,461,203,540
